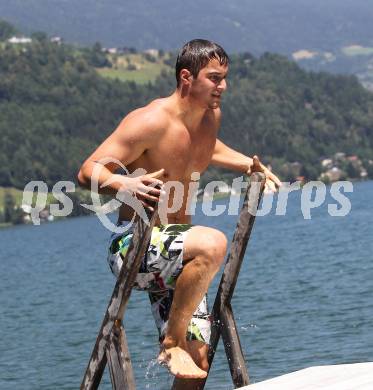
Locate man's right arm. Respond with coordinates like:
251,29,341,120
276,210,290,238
77,110,165,208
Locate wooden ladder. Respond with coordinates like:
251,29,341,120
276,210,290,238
80,172,265,389
197,172,265,389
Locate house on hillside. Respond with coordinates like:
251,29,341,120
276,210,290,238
321,167,344,182
105,48,118,54
8,36,32,44
321,158,333,169
50,36,63,44
144,49,159,57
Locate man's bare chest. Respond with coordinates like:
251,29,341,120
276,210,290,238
145,127,216,179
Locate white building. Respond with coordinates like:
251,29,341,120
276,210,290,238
8,36,32,44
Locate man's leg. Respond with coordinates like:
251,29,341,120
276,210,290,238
158,226,227,379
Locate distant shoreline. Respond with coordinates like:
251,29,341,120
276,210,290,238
2,179,371,230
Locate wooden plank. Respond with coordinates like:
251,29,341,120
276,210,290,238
216,173,265,305
220,304,249,388
198,172,266,390
106,320,135,390
240,362,373,390
80,208,158,390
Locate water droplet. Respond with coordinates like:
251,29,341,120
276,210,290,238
145,357,159,380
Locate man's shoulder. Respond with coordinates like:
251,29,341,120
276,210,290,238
121,99,169,137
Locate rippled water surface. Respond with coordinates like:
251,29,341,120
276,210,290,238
1,181,373,389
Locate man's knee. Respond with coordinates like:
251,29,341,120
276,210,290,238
185,226,227,268
202,229,227,266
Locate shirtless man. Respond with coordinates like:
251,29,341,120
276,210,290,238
78,39,281,387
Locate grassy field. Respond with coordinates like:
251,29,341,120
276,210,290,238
96,53,172,84
0,186,58,211
0,187,25,209
342,45,373,56
0,222,12,228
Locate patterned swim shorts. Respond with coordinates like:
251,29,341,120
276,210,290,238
107,223,211,344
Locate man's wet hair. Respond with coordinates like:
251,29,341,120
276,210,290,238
175,39,229,87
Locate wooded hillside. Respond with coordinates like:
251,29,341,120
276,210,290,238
1,37,373,188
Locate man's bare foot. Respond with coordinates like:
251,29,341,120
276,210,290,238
158,346,207,379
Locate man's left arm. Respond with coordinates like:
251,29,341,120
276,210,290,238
210,139,282,191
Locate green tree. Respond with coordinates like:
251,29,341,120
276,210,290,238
3,191,15,223
3,191,25,224
346,162,361,179
366,163,373,179
0,20,17,40
83,42,111,68
31,31,48,42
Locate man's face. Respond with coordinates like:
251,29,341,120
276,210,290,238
189,58,228,109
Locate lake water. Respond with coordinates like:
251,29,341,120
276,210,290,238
1,181,372,389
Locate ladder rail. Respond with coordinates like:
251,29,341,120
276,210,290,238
80,207,158,390
106,321,135,390
196,172,266,389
